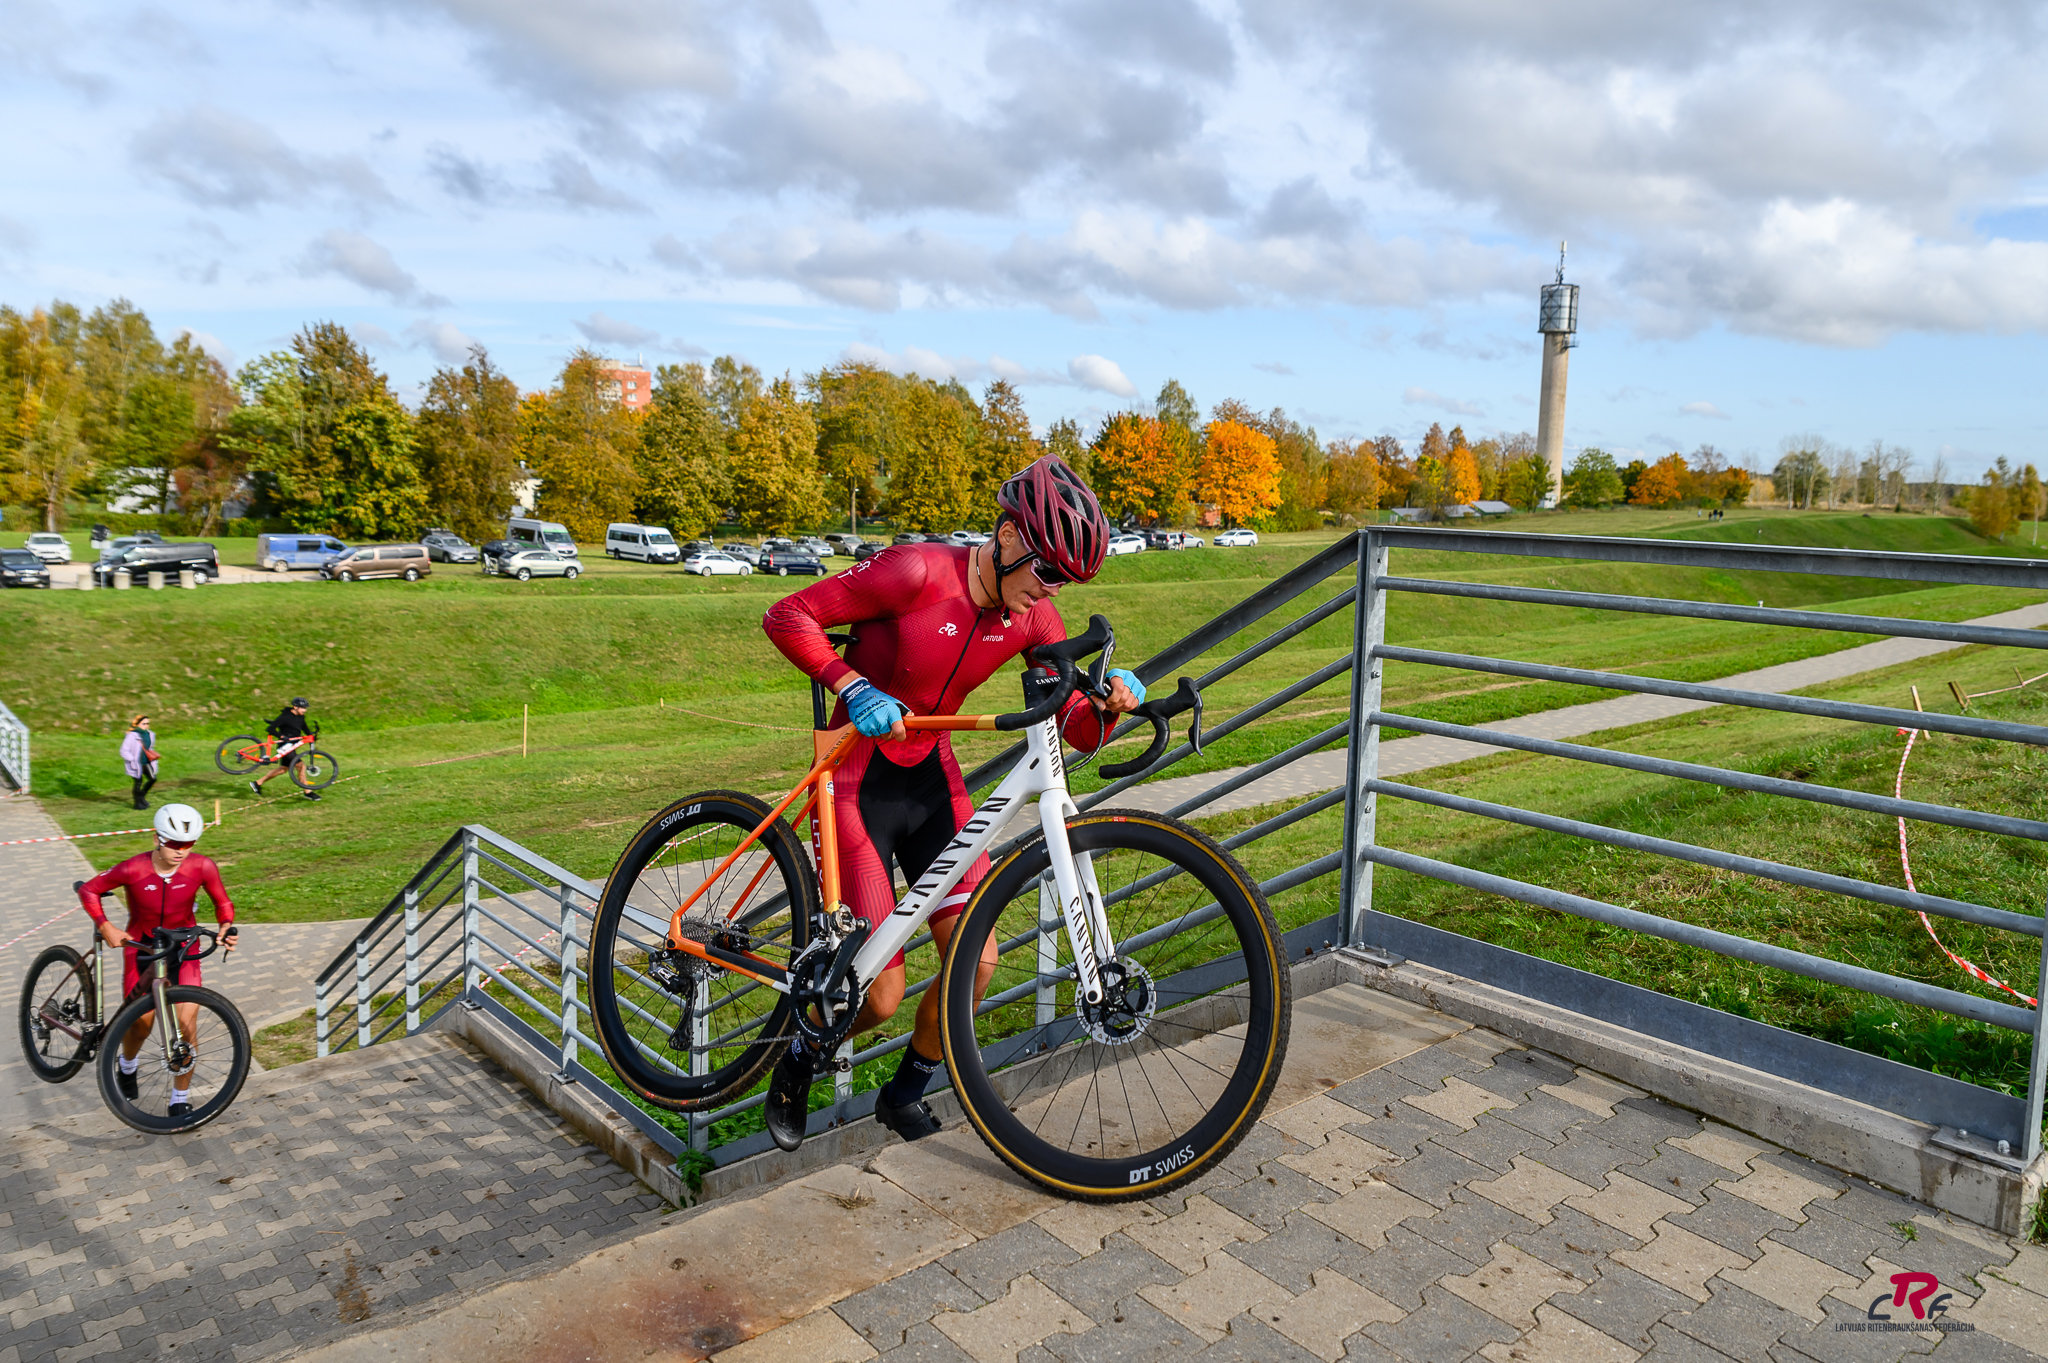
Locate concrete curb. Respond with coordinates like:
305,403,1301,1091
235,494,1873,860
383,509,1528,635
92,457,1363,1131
1334,949,2046,1237
450,1004,688,1208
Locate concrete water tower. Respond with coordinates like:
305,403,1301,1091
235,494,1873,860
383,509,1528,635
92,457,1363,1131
1535,242,1578,507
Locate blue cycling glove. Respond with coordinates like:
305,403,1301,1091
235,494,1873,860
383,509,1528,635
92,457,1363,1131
840,678,907,737
1106,668,1146,705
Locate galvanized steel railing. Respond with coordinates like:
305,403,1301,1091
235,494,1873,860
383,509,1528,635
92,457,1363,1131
1343,527,2048,1169
0,698,30,792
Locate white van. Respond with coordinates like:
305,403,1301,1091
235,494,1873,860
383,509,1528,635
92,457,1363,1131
605,523,681,564
507,518,578,559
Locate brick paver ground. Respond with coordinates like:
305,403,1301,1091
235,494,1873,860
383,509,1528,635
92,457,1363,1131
285,985,2046,1363
740,1029,2048,1363
2,795,667,1363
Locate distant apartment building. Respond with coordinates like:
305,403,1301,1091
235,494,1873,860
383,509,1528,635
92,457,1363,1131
597,359,652,411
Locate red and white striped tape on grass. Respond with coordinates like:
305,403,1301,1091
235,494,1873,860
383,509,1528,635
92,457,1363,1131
1894,727,2038,1008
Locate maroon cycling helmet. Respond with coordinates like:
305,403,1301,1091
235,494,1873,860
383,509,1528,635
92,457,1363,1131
995,455,1109,584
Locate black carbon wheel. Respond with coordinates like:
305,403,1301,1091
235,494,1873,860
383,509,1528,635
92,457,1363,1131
589,791,819,1111
940,809,1289,1202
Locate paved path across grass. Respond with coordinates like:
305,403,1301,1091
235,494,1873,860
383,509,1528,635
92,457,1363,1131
290,983,2048,1363
1121,600,2048,818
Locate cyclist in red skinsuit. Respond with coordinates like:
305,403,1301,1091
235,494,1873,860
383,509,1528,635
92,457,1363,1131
76,802,237,1114
759,454,1139,1149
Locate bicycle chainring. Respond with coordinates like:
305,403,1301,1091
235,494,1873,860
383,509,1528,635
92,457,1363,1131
1079,957,1155,1046
788,939,864,1052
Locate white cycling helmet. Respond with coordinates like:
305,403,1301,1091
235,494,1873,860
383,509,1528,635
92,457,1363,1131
154,803,205,843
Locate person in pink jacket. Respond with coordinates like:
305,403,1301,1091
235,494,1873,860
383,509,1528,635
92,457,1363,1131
120,713,159,811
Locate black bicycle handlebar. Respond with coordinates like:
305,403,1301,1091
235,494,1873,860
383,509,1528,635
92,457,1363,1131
996,615,1114,731
1099,677,1204,780
130,925,228,966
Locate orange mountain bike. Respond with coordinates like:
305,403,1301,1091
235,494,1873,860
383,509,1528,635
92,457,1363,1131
586,615,1291,1201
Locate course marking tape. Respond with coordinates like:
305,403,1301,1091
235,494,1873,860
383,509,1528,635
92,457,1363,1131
1894,727,2038,1009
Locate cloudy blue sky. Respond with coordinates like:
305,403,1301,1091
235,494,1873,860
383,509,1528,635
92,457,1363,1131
5,0,2046,477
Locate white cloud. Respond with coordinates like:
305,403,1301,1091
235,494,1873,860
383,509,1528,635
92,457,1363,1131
1402,387,1486,417
1069,354,1136,397
1680,400,1731,419
1253,361,1296,375
838,344,1074,389
574,311,660,347
405,319,480,365
297,229,446,307
133,105,393,210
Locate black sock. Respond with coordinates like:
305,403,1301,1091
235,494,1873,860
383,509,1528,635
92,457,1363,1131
881,1044,943,1108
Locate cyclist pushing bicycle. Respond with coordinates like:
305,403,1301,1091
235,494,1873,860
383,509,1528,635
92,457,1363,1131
249,697,321,801
75,803,237,1118
589,454,1288,1201
758,455,1146,1150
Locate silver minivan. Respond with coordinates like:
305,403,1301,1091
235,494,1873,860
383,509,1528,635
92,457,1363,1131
508,518,578,558
605,523,681,564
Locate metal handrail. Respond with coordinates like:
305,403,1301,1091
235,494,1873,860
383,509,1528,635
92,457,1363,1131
1347,525,2048,1165
0,697,32,793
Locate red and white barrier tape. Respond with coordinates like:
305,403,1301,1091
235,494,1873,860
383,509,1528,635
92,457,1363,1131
1,906,83,954
1894,727,2038,1008
0,825,152,847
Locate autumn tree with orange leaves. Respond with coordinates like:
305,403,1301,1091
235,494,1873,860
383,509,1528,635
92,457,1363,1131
1446,440,1482,505
1091,413,1197,524
1196,418,1283,526
1630,453,1688,507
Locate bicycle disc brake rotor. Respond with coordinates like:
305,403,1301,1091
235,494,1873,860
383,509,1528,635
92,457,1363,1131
1079,957,1156,1046
788,939,863,1052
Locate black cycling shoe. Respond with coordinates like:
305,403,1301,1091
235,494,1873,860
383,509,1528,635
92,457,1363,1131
765,1048,815,1152
302,791,322,801
248,779,261,796
167,1102,191,1120
874,1094,943,1142
116,1067,139,1100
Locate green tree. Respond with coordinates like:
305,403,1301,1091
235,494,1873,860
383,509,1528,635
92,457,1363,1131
0,303,90,530
809,361,902,525
415,345,523,542
1772,441,1829,510
1044,417,1089,486
1562,448,1624,508
1970,457,2016,542
886,380,979,531
522,349,643,541
1501,452,1555,511
230,323,402,533
1322,440,1384,523
325,399,428,539
707,356,763,436
1619,458,1648,502
730,375,826,534
2020,463,2044,547
168,337,243,535
979,378,1039,488
638,365,732,538
80,300,175,510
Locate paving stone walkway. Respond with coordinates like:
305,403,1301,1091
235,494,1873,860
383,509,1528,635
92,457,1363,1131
1122,600,2048,817
285,984,2047,1363
1,795,668,1363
